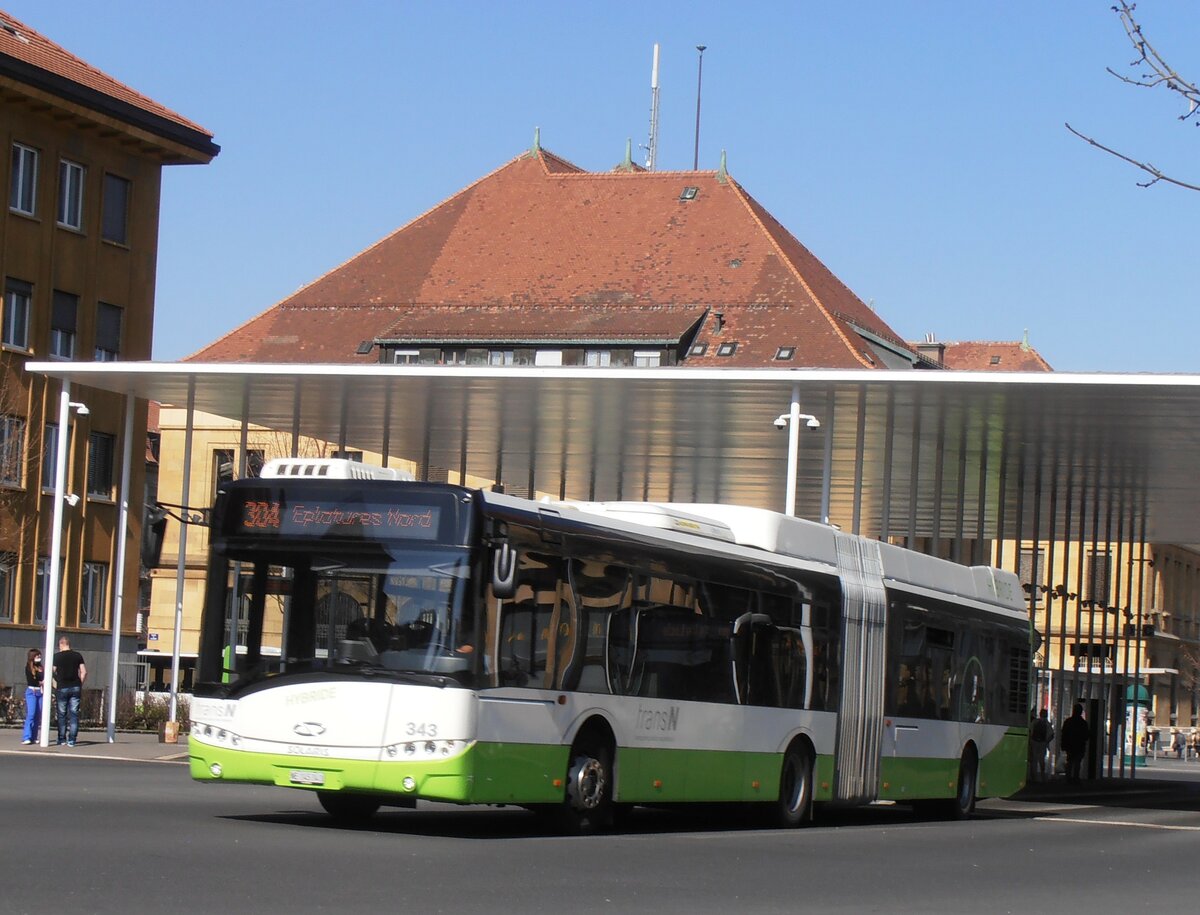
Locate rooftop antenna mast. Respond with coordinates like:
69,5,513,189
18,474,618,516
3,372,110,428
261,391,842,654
645,43,661,170
693,44,706,170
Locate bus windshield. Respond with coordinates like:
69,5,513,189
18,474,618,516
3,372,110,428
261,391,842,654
206,545,478,687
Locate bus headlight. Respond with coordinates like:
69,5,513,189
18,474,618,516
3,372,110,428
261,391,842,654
210,763,223,778
402,776,416,791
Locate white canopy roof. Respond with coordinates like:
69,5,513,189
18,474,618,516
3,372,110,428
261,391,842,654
28,362,1200,548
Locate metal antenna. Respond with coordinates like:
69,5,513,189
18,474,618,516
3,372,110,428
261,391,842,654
645,43,661,170
693,44,706,170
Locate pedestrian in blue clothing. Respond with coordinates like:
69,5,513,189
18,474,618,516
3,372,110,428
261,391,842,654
21,648,44,744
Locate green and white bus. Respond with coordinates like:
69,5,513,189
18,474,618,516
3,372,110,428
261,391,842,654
189,458,1031,830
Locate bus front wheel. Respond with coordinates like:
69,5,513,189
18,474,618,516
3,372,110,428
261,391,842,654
318,791,381,825
555,739,614,834
772,743,814,827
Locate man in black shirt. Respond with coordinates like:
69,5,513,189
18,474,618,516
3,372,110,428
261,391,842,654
52,636,87,747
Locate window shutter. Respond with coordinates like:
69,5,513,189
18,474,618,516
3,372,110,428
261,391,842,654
96,302,122,353
52,291,78,332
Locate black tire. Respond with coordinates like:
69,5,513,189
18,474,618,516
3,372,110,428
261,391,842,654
554,739,615,834
946,750,978,820
771,743,815,827
318,792,381,825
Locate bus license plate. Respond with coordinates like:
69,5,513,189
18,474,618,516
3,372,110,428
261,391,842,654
289,769,325,786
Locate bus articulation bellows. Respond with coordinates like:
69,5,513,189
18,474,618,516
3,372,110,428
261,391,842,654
189,458,1031,830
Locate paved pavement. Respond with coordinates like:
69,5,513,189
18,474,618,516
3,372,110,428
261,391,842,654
0,725,188,763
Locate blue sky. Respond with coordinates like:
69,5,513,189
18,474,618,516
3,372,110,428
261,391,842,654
7,1,1199,371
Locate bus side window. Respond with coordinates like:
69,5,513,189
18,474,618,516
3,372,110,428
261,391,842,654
498,599,551,686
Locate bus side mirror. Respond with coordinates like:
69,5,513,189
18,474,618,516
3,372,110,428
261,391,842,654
492,543,518,599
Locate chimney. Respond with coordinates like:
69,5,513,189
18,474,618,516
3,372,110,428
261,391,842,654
915,332,945,365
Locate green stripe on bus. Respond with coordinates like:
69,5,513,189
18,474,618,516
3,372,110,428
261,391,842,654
877,730,1028,801
190,737,838,805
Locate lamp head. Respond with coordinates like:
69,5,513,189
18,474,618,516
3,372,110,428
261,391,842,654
773,414,788,430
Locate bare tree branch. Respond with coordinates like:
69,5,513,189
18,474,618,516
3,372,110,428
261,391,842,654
1069,2,1200,190
1108,0,1200,123
1066,122,1200,191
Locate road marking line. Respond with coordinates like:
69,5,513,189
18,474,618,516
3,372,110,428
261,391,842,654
1036,815,1200,832
0,749,186,764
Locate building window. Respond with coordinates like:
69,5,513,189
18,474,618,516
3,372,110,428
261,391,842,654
51,290,78,359
534,349,563,366
585,349,611,367
633,350,662,368
81,562,108,627
689,343,707,357
57,159,85,230
1018,547,1045,592
774,346,795,361
101,173,130,244
9,142,38,215
0,415,25,486
0,552,15,621
331,450,363,462
1086,551,1112,605
716,342,738,357
392,349,419,365
94,302,122,361
34,557,51,625
489,350,514,366
87,431,115,498
3,278,31,350
42,423,71,489
213,448,264,500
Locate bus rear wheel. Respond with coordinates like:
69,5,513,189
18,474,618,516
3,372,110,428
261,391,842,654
946,750,977,820
318,792,381,825
771,743,814,827
554,739,614,834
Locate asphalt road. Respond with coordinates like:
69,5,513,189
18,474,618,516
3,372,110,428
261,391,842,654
4,752,1200,915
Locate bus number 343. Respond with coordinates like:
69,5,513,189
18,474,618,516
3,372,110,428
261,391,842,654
406,722,438,737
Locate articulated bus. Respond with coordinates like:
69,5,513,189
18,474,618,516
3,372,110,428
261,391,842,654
189,458,1031,830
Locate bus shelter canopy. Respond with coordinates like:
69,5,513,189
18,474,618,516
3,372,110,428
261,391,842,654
27,362,1200,549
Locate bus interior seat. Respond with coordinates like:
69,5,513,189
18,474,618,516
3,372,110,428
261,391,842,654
575,663,608,693
337,638,378,663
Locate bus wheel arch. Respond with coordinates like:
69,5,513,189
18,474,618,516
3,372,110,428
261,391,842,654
771,736,816,827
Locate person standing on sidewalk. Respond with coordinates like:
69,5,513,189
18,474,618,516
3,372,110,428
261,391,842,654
1061,703,1090,784
21,648,44,745
52,636,86,747
1029,709,1053,782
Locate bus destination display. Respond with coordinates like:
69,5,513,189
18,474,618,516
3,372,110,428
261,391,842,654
236,499,442,540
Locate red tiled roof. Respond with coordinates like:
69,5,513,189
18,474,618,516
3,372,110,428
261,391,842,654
0,9,215,154
914,340,1054,373
191,148,914,368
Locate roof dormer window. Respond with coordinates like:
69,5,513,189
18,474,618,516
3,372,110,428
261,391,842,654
679,186,698,201
774,346,795,361
717,342,737,357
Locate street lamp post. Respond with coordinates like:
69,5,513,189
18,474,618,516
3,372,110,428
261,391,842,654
775,384,820,517
38,387,87,747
